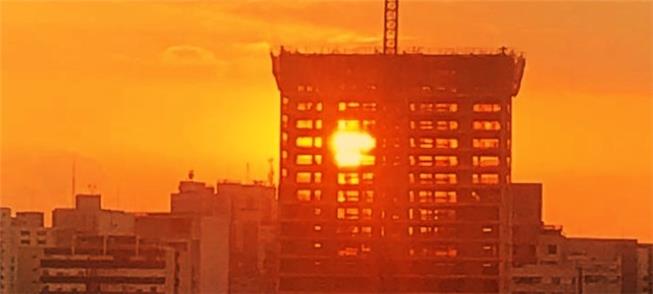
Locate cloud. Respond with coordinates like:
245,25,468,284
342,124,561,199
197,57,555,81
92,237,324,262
159,45,222,67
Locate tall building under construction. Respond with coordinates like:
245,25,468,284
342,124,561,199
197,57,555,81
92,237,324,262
272,48,525,292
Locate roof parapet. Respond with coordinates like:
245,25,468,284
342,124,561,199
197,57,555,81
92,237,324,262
272,45,525,58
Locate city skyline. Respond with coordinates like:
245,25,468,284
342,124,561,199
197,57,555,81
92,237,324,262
1,0,651,245
2,176,649,293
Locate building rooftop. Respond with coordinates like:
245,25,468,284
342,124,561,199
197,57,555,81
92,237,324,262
272,46,526,98
273,46,524,57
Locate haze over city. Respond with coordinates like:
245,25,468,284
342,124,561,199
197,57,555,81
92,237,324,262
1,0,651,244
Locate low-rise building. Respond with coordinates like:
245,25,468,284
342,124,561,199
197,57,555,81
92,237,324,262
511,227,625,293
140,177,278,294
637,244,653,293
1,208,53,294
217,181,277,293
511,183,544,268
40,235,179,294
511,263,577,294
135,176,232,294
135,213,227,294
0,207,17,294
565,237,638,293
51,194,134,246
509,184,646,294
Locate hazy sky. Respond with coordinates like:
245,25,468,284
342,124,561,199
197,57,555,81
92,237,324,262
1,1,651,241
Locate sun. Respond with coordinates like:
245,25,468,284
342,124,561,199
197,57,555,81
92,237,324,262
330,120,375,167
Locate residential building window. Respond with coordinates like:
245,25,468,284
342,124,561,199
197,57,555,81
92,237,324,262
473,120,501,130
473,103,501,112
547,244,558,255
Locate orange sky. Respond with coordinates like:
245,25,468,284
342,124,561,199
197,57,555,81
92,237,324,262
1,1,651,242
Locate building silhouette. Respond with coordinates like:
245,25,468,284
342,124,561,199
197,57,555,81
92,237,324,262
272,47,525,292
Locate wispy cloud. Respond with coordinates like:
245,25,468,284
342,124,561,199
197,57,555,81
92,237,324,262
159,45,222,67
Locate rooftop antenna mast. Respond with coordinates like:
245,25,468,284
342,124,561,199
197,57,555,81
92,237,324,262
383,0,399,54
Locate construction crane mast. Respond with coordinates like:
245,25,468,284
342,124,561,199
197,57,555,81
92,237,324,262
383,0,398,54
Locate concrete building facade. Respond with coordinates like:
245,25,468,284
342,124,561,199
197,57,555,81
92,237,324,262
134,213,203,293
565,237,639,293
136,178,280,294
0,208,17,294
1,208,53,294
508,185,649,294
171,179,222,216
135,213,229,294
637,244,653,293
51,194,134,246
39,235,179,294
510,229,628,294
511,183,543,267
217,181,277,293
